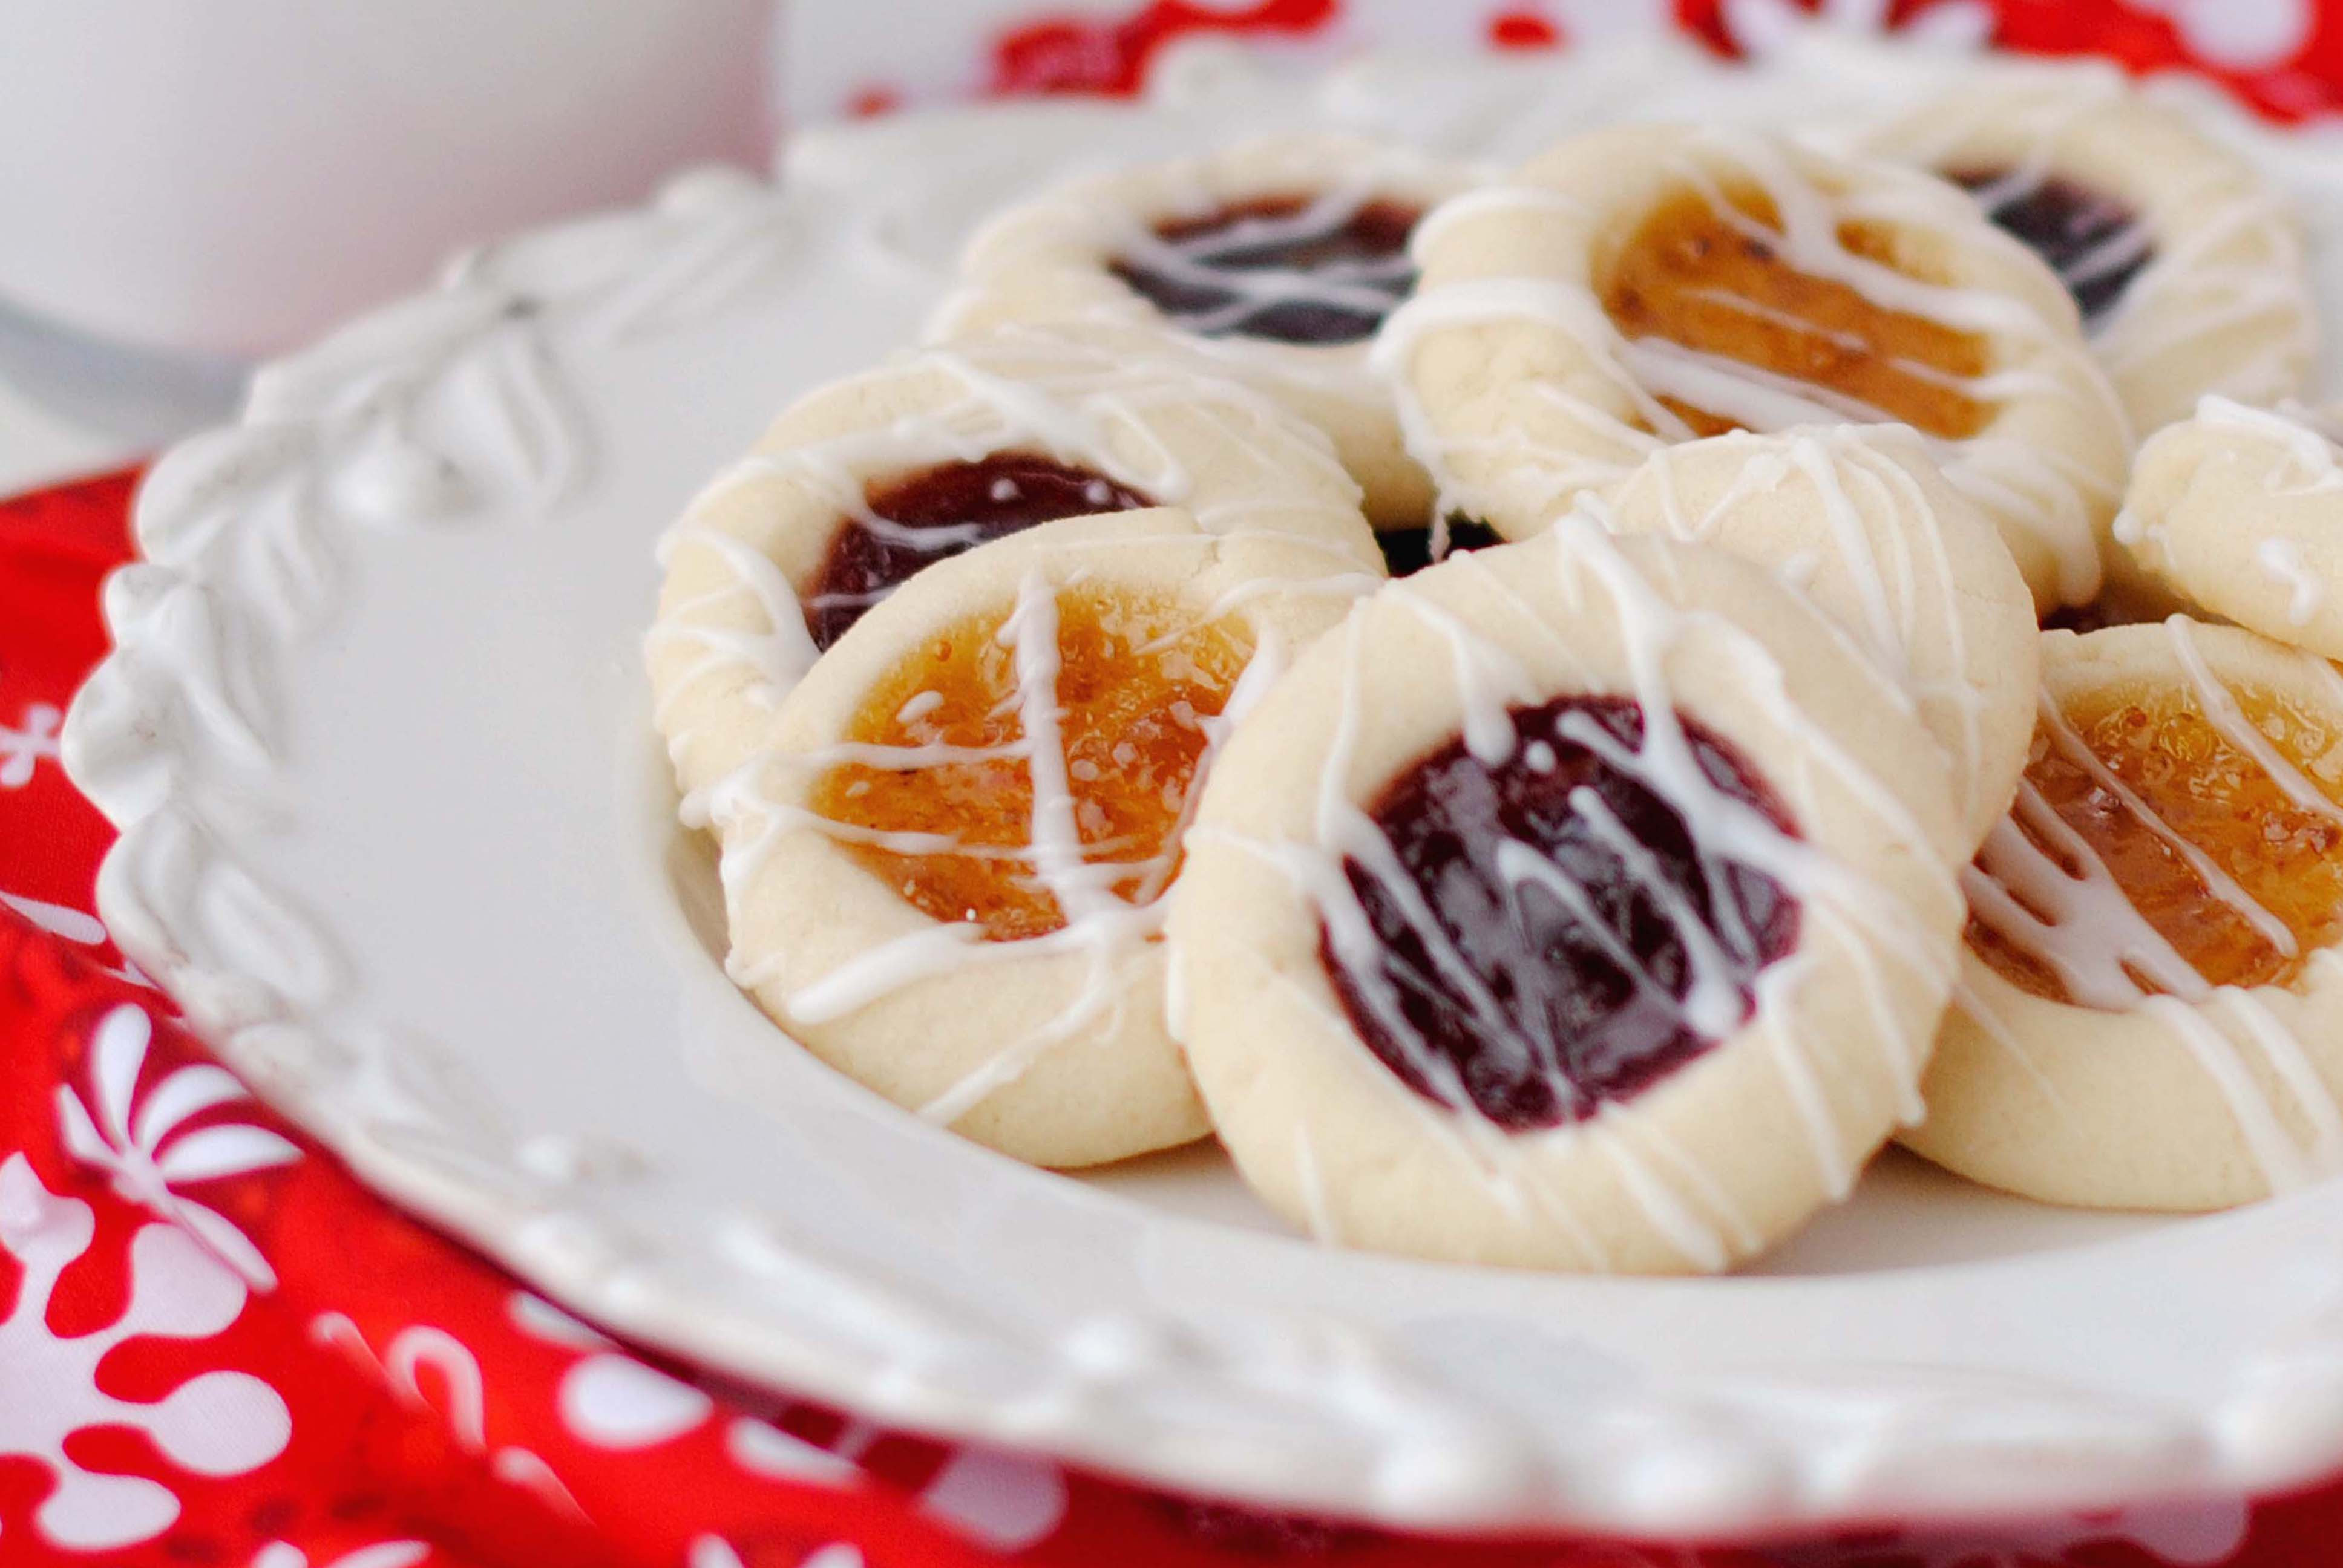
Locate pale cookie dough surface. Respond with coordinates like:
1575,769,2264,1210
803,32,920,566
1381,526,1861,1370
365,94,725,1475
1376,122,2133,613
647,325,1379,803
1861,58,2316,439
701,508,1364,1169
1910,618,2343,1210
931,133,1479,529
1593,424,2038,850
1168,518,1966,1273
2117,395,2343,660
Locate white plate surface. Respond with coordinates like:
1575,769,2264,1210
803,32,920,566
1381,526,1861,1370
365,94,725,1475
62,25,2343,1540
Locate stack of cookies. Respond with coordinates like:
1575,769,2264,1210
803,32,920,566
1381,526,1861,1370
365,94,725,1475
650,60,2343,1273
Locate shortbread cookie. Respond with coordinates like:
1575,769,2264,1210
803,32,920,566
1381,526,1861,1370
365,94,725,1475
1909,618,2343,1210
1377,123,2132,613
648,326,1380,801
932,134,1478,529
2116,396,2343,660
1168,518,1966,1273
700,509,1361,1169
1863,61,2315,436
1595,425,2037,849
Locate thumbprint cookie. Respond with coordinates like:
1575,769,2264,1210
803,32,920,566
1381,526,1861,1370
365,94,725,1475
1911,618,2343,1210
699,509,1364,1168
1377,123,2132,613
1863,60,2315,437
1168,518,1966,1272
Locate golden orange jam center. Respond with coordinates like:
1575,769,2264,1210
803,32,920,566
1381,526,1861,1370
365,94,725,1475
1970,682,2343,1002
808,586,1253,942
1598,186,1995,440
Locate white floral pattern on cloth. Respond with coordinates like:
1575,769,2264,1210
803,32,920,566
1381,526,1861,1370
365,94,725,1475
56,1001,300,1289
508,1290,1068,1547
309,1310,589,1524
0,887,157,991
0,1153,292,1552
249,1542,434,1568
690,1538,868,1568
0,700,59,789
1716,0,1996,53
2125,0,2314,70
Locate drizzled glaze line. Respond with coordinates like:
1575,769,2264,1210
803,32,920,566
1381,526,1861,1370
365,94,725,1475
1110,184,1418,338
1959,621,2343,1195
1614,430,2017,835
1375,126,2121,606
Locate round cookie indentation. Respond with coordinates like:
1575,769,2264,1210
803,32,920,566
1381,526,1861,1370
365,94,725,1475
1599,186,1995,441
1325,693,1801,1132
1967,654,2343,1003
1108,194,1422,346
1948,166,2150,332
808,583,1253,942
805,455,1153,648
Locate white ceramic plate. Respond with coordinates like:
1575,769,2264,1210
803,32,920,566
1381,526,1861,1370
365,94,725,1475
64,25,2343,1540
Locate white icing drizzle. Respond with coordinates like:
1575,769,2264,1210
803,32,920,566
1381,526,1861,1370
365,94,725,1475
1211,516,1956,1267
1375,126,2114,606
651,327,1372,783
1959,624,2343,1193
2258,538,2324,626
2198,393,2343,491
1624,430,1999,829
1109,182,1417,339
706,546,1306,1126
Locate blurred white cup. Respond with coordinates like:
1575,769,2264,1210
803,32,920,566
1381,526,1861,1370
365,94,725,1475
0,1,779,358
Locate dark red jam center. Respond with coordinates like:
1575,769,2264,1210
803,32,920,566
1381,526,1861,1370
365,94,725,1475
1109,194,1422,346
804,454,1151,648
1376,515,1503,578
1950,166,2150,330
1323,696,1801,1131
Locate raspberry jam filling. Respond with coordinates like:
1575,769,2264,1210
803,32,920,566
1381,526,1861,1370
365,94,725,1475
804,455,1151,648
1969,681,2343,1001
810,586,1251,942
1949,167,2149,331
1600,185,1994,440
1110,193,1423,345
1375,515,1503,578
1323,696,1802,1130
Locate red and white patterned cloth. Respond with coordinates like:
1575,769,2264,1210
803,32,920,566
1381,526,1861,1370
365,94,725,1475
14,4,2343,1564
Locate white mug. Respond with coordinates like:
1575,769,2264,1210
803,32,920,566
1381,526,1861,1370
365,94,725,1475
0,1,780,356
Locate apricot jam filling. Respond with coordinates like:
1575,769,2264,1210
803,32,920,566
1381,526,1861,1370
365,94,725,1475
1599,185,1995,440
809,585,1252,942
1970,681,2343,1001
